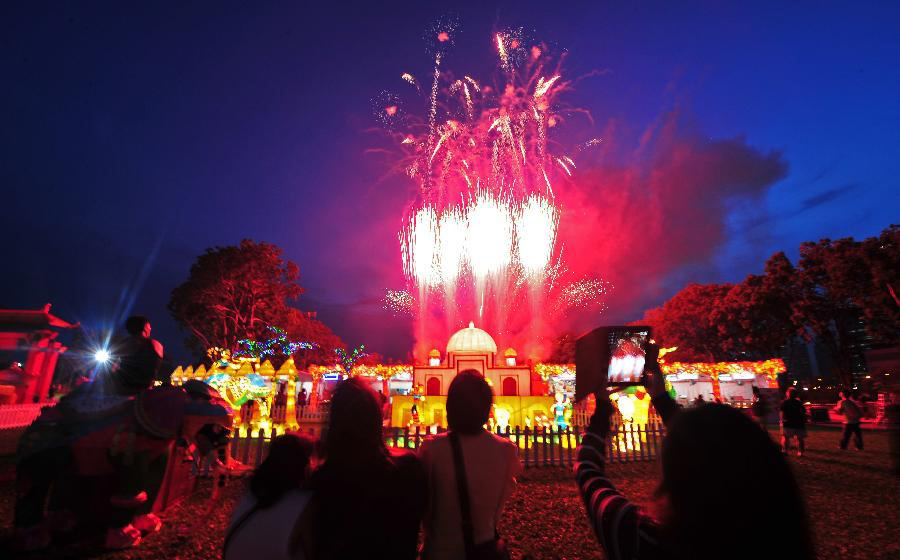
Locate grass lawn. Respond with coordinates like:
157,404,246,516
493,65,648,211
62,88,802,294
0,428,896,559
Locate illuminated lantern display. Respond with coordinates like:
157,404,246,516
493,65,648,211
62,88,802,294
429,348,441,367
661,359,783,405
169,335,784,433
504,347,518,367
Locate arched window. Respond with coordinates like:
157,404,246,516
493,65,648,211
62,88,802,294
502,376,518,397
426,376,441,396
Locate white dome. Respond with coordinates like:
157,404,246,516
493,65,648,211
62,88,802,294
447,322,498,354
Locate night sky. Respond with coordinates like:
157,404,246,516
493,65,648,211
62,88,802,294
2,2,898,363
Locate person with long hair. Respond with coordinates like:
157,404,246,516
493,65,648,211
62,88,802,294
311,378,426,559
225,433,315,560
419,370,521,560
575,345,814,560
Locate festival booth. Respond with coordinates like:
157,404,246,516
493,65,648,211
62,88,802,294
667,372,716,405
661,359,783,406
717,372,756,405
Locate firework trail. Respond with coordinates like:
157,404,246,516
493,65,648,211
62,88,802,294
381,21,608,358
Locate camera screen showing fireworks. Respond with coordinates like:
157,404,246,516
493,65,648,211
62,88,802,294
607,329,650,384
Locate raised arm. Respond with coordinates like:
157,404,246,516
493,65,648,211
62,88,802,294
575,394,661,560
644,343,680,427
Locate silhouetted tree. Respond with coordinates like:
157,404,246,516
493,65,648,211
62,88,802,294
793,225,900,385
280,308,345,369
546,332,576,363
635,226,900,386
168,240,301,357
638,283,733,362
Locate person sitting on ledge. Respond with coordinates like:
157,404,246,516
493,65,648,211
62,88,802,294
575,344,814,560
112,315,165,395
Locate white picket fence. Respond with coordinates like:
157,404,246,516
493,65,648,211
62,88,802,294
230,422,665,469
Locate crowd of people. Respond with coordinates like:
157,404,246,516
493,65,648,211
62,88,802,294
222,344,822,560
224,371,521,560
777,386,867,456
15,315,893,559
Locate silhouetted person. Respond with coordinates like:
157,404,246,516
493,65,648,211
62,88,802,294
273,384,287,423
575,344,814,560
886,394,900,476
113,316,164,395
780,387,808,456
693,394,705,406
297,387,308,409
311,378,426,559
419,370,521,560
225,434,315,560
834,390,864,450
751,386,768,427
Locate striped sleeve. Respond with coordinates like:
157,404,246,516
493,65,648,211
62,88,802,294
575,430,661,560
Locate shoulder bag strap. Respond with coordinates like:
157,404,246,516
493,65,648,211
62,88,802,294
449,431,476,559
223,502,262,558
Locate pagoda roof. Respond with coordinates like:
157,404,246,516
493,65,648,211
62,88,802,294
0,304,79,330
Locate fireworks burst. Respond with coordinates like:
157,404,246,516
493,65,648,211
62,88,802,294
554,278,613,314
384,289,415,316
384,20,609,357
372,91,405,128
424,14,459,55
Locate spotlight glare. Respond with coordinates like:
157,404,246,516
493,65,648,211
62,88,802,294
94,349,111,364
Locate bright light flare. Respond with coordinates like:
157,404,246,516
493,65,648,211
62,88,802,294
467,192,514,279
438,209,467,283
94,349,111,364
401,207,440,288
516,195,559,276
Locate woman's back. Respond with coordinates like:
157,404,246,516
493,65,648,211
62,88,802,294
420,430,521,560
312,448,426,559
225,489,312,560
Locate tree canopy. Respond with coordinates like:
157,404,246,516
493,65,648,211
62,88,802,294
636,225,899,386
168,239,344,363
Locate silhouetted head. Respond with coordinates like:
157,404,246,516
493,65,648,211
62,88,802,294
786,387,798,399
322,377,387,466
839,389,852,400
447,370,493,435
657,404,813,560
249,433,314,508
125,316,151,338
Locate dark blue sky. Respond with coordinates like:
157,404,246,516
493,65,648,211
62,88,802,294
2,1,898,362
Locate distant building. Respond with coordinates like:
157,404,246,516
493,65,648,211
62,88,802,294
845,314,872,377
0,304,78,404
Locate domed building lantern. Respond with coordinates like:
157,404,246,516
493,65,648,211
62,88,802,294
446,322,498,356
428,348,441,367
411,321,532,404
504,347,518,367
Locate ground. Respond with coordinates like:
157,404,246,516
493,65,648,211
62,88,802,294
0,428,896,559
